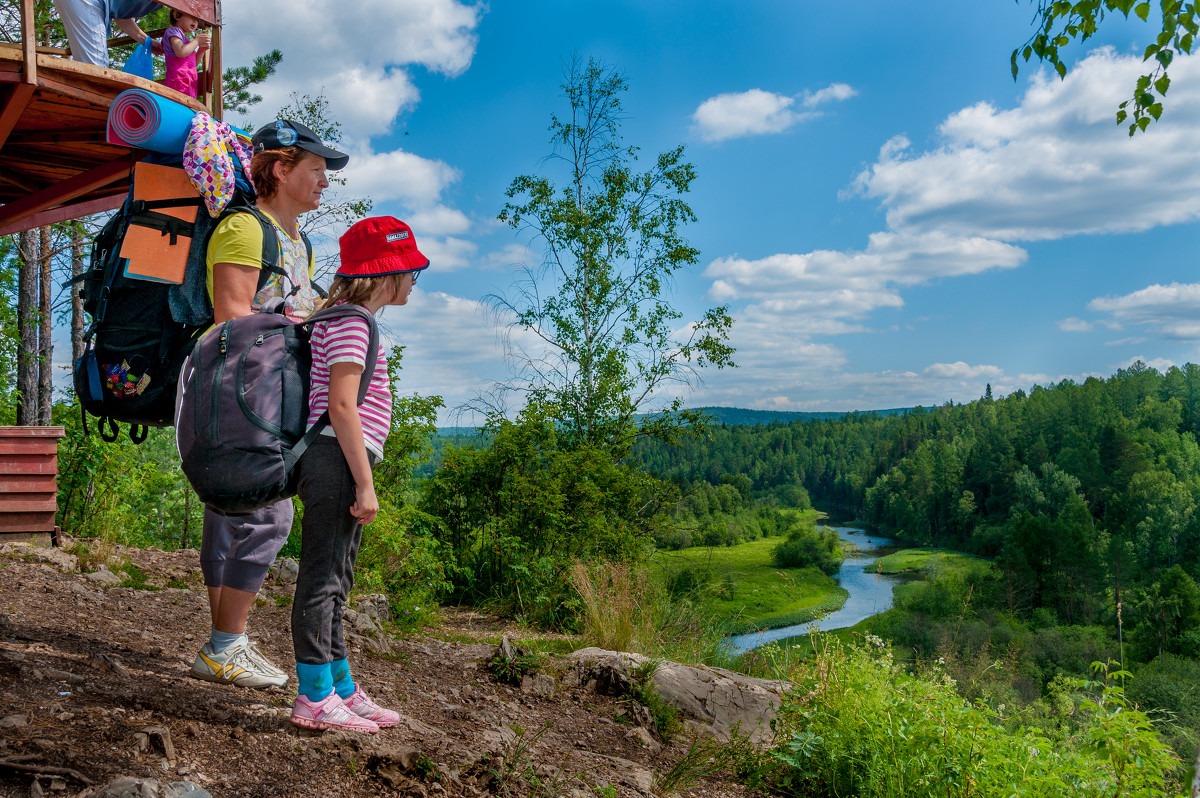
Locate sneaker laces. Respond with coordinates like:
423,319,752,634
242,639,287,678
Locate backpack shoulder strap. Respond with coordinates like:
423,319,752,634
206,202,285,293
302,304,380,405
285,305,380,469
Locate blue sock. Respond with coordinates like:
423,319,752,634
331,658,356,699
296,662,333,702
209,627,242,654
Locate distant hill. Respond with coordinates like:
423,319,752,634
688,406,916,426
434,406,917,435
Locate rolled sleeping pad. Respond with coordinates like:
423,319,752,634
106,88,197,155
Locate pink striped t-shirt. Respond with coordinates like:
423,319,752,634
307,313,391,460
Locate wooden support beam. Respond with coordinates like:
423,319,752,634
0,192,125,236
20,0,36,85
0,83,34,150
0,154,132,229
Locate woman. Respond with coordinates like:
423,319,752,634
188,119,350,689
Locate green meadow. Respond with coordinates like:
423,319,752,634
871,548,985,579
653,534,849,634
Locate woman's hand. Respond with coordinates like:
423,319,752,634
350,483,378,525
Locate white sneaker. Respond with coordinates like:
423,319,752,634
243,638,289,680
189,636,288,689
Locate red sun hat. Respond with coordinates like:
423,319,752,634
337,216,430,278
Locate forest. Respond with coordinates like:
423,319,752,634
1,26,1197,789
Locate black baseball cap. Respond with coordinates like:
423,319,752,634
252,119,349,171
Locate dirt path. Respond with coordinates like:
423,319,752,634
0,541,753,797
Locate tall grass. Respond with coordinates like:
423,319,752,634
569,561,736,667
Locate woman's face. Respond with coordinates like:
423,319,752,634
273,152,329,213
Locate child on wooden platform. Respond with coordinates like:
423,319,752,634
162,8,210,97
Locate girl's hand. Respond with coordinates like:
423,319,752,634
196,32,211,51
350,483,378,525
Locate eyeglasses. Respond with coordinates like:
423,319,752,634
410,270,419,285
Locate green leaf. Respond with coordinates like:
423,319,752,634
1134,2,1150,20
1154,74,1171,95
1056,61,1067,78
1011,51,1020,79
1156,48,1174,67
1024,45,1033,61
1148,102,1163,120
1137,116,1151,131
1116,109,1128,124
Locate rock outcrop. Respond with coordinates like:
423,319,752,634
567,647,787,743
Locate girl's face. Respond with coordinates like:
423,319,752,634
388,272,416,306
175,13,200,33
273,153,329,213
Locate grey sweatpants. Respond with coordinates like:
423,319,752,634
199,499,294,593
292,437,365,665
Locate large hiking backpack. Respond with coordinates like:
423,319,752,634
176,304,378,514
72,160,314,443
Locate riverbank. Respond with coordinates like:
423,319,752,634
652,534,849,635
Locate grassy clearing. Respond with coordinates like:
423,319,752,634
870,547,983,578
652,536,847,633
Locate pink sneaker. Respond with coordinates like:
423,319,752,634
291,692,379,734
343,686,400,728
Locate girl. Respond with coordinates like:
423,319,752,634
162,8,210,98
289,216,428,733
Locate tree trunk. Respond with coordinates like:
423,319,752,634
71,226,85,365
38,225,53,425
15,231,38,425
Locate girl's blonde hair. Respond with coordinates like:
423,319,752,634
318,272,409,311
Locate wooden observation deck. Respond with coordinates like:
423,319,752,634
0,0,222,236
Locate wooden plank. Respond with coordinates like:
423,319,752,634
159,0,221,27
210,20,222,120
0,461,58,475
0,513,56,533
0,475,56,493
0,498,57,513
0,440,58,456
0,154,132,228
0,191,123,234
20,0,36,86
0,427,66,438
36,73,112,108
0,83,34,150
6,130,111,144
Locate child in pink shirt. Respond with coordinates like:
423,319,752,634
162,9,210,97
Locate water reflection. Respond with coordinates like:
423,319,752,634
725,525,902,653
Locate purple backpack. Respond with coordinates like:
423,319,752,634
175,304,378,513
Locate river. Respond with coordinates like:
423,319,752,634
724,525,902,653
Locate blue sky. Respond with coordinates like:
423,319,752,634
221,1,1200,422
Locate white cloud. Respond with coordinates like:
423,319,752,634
1058,317,1094,332
1088,282,1200,340
418,236,477,271
692,89,803,142
802,82,857,107
340,147,460,208
850,49,1200,242
695,49,1200,412
222,0,483,138
1117,355,1176,372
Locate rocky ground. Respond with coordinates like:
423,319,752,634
0,539,773,798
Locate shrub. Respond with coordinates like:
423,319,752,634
773,522,842,575
767,638,1182,798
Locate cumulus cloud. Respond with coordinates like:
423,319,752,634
850,49,1200,241
1088,282,1200,340
1058,317,1094,332
222,0,482,137
691,82,855,142
695,49,1200,411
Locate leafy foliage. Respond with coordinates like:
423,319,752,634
768,639,1181,797
494,56,733,456
1012,0,1199,135
772,519,843,575
421,404,670,629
